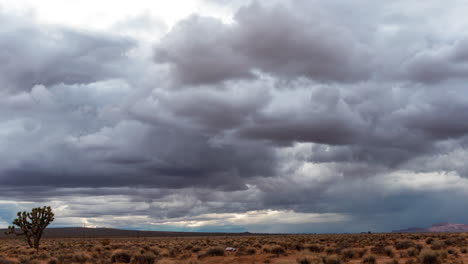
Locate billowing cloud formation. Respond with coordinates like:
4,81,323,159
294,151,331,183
0,14,135,92
2,0,468,233
154,2,371,86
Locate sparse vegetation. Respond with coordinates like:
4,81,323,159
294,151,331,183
0,232,467,263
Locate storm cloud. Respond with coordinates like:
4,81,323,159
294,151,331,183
1,0,468,233
154,2,371,86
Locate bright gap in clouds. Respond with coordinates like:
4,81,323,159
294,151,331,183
0,0,231,30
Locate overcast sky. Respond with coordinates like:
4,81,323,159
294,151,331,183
1,0,468,233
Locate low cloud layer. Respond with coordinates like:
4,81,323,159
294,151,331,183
2,0,468,233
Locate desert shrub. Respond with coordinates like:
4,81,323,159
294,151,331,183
370,244,386,255
385,260,399,264
419,249,440,264
405,259,417,264
197,247,224,259
46,259,58,264
0,258,18,264
447,248,457,255
400,251,408,258
168,248,181,258
271,245,286,256
305,244,324,253
93,245,104,253
296,254,321,264
184,245,193,250
426,238,434,245
159,249,169,257
444,238,460,246
357,249,368,258
384,246,394,257
56,253,88,264
415,244,423,252
340,248,356,259
407,248,418,257
70,253,89,263
395,240,416,250
131,252,156,264
111,250,132,263
101,239,111,246
180,250,192,258
460,248,467,253
322,255,341,264
262,245,273,253
35,252,49,260
294,244,305,251
191,247,201,253
362,255,376,264
236,247,256,256
246,247,257,255
430,241,445,250
24,260,41,264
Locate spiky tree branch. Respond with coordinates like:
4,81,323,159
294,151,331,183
5,206,54,251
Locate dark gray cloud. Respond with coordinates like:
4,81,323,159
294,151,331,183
399,38,468,84
154,2,371,86
3,1,468,233
0,13,134,92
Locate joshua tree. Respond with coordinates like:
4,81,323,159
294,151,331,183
6,206,54,251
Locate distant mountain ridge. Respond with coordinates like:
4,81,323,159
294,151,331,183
0,227,255,238
393,223,468,233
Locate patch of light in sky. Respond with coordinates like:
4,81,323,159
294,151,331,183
0,0,234,30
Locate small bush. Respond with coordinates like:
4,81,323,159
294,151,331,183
305,244,324,252
370,244,387,255
101,239,111,246
191,247,201,253
362,255,376,264
236,247,256,256
71,253,89,263
270,245,286,256
198,247,224,259
323,255,341,264
357,249,368,258
395,240,415,250
341,248,356,259
47,258,59,264
419,249,440,264
384,246,394,257
296,254,321,264
407,248,418,257
111,251,132,263
131,252,156,264
430,241,445,250
385,260,399,264
0,258,18,264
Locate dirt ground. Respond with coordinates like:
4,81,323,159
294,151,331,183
1,232,467,263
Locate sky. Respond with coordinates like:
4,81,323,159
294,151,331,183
1,0,468,233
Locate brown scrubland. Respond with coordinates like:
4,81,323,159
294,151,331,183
1,232,468,264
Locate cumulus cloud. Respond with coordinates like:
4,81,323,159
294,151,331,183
154,2,371,86
0,14,135,93
399,38,468,84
